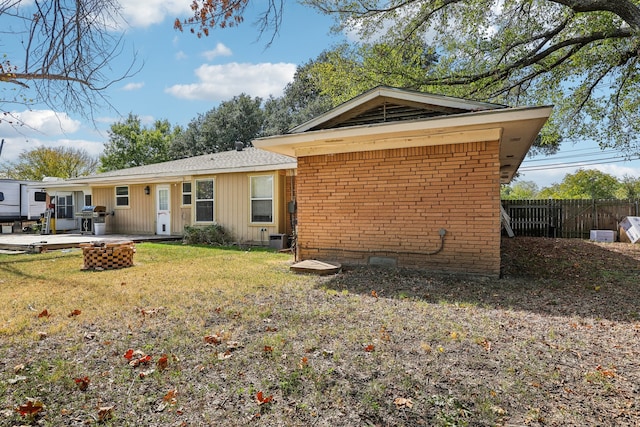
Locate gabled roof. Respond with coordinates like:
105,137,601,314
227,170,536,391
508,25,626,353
290,86,506,133
46,147,296,188
254,86,552,183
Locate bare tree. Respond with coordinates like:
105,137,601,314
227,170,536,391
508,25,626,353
1,0,138,125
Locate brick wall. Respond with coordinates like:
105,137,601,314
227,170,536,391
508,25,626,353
296,141,502,276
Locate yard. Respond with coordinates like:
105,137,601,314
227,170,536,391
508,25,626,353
0,237,639,426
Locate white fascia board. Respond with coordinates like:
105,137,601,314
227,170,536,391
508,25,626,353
255,105,553,157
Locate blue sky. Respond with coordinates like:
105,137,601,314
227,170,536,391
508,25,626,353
1,0,640,189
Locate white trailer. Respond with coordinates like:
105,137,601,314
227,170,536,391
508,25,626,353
0,179,48,224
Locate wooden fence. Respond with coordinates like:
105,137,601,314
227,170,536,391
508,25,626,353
501,199,640,239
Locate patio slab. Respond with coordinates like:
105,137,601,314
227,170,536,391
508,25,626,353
0,232,181,253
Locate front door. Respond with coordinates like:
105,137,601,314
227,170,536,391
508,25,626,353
156,185,170,235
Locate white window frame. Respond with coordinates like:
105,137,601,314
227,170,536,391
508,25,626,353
115,186,129,208
250,175,274,224
182,182,192,206
195,178,215,223
54,193,74,219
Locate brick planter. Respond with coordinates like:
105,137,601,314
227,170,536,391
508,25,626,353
80,241,135,270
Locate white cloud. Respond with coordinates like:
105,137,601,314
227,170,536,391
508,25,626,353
594,163,640,180
165,62,297,101
0,110,81,137
202,43,233,60
118,0,191,28
175,50,188,60
122,82,145,91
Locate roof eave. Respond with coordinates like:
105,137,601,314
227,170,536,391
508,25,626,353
40,162,297,189
254,105,553,184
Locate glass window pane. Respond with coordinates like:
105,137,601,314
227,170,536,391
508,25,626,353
116,186,128,196
158,189,169,211
251,200,272,222
182,194,192,205
196,201,214,222
196,180,214,199
251,176,273,198
182,182,191,193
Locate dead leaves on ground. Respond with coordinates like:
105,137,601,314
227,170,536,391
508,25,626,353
393,397,414,409
74,376,90,391
15,398,44,418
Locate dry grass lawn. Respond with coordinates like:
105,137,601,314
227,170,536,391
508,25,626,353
1,238,639,426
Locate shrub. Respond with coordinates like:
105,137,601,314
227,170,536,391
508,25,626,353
182,224,234,246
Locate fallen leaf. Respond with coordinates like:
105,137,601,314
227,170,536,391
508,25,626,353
163,389,177,402
256,391,273,405
393,397,414,408
477,338,492,352
97,406,114,422
298,357,308,369
14,364,25,373
15,399,44,417
226,341,241,350
74,376,90,391
123,349,134,360
364,344,375,352
37,309,50,318
204,335,222,345
217,350,233,360
157,354,168,371
263,345,273,353
130,354,152,367
7,375,27,384
596,365,616,378
371,290,378,298
139,368,155,378
68,309,82,317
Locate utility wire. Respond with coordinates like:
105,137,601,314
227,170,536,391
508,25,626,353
520,155,640,172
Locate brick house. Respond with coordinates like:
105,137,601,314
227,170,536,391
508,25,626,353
254,86,552,277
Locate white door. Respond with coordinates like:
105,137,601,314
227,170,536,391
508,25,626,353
156,185,170,235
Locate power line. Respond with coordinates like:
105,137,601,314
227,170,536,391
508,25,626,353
520,155,640,172
523,149,621,163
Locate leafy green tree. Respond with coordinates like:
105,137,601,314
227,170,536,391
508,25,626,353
538,169,621,199
185,1,640,155
0,146,98,180
501,181,540,200
170,94,264,157
615,175,640,199
309,40,438,106
100,114,178,171
262,57,334,136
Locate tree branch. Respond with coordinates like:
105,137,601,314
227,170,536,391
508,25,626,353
549,0,640,31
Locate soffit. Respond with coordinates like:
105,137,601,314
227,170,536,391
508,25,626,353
254,106,553,184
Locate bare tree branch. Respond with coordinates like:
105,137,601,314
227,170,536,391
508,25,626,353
0,0,139,126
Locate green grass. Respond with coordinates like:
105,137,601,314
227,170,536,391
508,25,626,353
1,240,639,426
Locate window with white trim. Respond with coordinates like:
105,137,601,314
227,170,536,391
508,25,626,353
182,182,192,205
195,179,214,222
115,186,129,207
250,175,273,223
55,194,73,219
